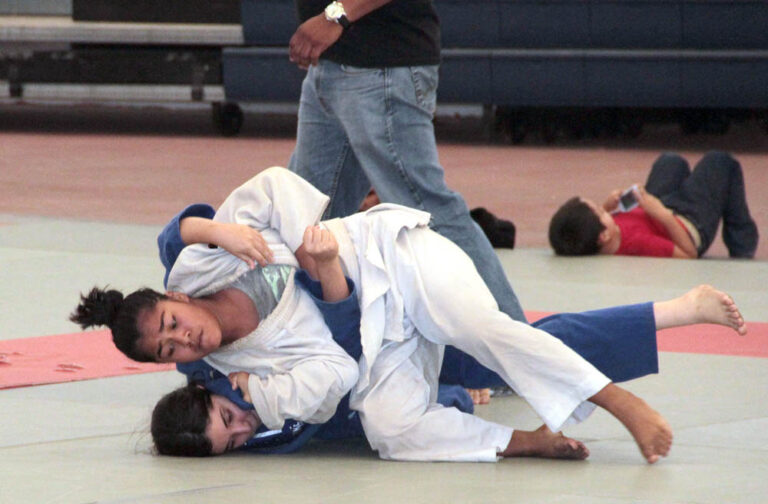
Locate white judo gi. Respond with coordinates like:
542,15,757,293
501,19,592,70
167,167,611,462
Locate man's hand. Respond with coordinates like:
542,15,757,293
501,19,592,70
228,371,252,403
289,14,343,69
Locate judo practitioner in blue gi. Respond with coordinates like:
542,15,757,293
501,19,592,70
145,200,745,458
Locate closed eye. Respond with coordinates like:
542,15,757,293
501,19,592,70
223,410,234,451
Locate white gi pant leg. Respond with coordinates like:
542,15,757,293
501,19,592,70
393,227,610,432
352,226,611,462
354,335,514,462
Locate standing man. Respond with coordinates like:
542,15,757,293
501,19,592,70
286,0,527,322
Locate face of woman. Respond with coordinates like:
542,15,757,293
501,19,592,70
205,395,261,454
137,298,223,363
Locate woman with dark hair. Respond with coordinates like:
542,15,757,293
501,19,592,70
149,284,746,459
72,288,167,362
151,382,217,456
73,167,745,463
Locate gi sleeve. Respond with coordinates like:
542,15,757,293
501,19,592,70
245,349,359,429
214,167,330,253
157,203,216,288
294,269,362,360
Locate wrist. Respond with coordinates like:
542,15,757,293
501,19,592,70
180,217,219,246
208,221,231,246
324,1,351,29
315,258,342,274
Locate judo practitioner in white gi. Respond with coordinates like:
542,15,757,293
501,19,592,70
72,168,747,463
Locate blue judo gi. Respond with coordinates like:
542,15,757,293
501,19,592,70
159,204,659,454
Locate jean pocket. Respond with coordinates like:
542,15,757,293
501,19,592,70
409,65,439,114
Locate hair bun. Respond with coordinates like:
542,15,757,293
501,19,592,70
70,287,124,329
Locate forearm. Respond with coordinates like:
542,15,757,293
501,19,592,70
339,0,393,22
315,259,349,303
602,190,621,213
650,210,697,258
178,216,220,246
294,244,318,279
247,355,359,429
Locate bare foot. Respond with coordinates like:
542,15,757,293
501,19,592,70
655,284,747,336
591,384,672,464
501,425,589,460
466,388,491,405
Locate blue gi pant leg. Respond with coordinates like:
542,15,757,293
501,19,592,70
440,302,658,387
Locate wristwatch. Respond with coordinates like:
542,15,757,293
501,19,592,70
324,1,351,29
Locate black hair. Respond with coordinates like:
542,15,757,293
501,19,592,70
69,286,167,362
151,383,213,457
548,197,605,256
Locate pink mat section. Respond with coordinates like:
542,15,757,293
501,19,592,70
1,315,765,390
527,311,768,359
0,329,173,390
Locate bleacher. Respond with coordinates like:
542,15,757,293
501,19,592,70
2,0,767,138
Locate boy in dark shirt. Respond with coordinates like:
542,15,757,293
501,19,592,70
549,152,758,259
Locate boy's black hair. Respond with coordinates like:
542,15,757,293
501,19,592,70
548,197,605,256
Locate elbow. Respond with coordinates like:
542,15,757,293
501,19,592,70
673,248,697,259
328,354,358,401
339,357,359,394
681,245,698,259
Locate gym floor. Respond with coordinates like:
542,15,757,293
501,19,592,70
1,103,767,503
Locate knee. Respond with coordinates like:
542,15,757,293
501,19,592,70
701,151,738,169
654,152,688,169
357,390,428,442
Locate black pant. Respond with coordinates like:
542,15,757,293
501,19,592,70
646,152,758,258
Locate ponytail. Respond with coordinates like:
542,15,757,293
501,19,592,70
70,286,167,362
70,287,124,329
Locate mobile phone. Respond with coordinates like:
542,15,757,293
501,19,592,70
618,184,639,212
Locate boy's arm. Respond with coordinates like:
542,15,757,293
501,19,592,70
602,189,622,213
636,187,697,258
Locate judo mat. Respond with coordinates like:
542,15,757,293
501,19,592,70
0,329,173,389
2,107,768,504
2,315,764,390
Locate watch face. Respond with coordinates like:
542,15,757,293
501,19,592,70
325,2,344,19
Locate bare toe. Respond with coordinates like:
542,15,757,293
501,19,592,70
690,285,747,336
557,438,590,460
504,426,590,460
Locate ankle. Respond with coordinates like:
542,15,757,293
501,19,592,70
502,430,535,457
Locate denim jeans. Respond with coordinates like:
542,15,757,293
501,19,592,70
646,152,758,258
288,60,527,322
